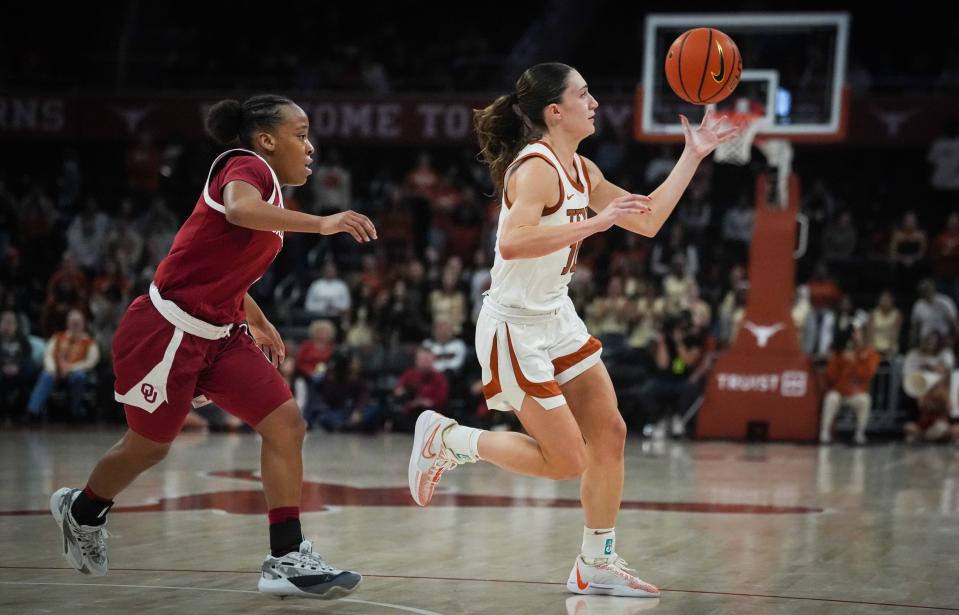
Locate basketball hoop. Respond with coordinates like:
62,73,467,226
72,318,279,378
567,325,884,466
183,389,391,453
713,112,764,165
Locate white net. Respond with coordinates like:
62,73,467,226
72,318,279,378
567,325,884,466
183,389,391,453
712,113,764,165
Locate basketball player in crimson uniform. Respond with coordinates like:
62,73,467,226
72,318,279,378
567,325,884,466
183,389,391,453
408,63,737,598
50,95,377,599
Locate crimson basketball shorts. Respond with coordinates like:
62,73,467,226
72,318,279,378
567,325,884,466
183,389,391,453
112,295,293,443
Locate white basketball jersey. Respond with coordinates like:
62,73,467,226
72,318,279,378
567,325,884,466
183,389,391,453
487,141,592,312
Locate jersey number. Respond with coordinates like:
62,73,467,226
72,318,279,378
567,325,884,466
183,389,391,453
561,241,582,275
561,207,589,275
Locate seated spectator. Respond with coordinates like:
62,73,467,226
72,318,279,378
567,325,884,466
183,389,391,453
821,211,858,265
819,326,881,445
650,224,699,280
41,253,89,337
661,255,694,317
867,290,903,358
375,279,430,345
309,353,377,433
304,262,351,320
685,281,712,330
627,281,664,351
630,313,711,438
902,332,958,444
422,317,467,377
294,319,337,411
66,197,112,273
26,309,99,420
910,278,958,347
889,211,928,292
586,276,631,337
344,305,376,349
807,261,843,357
1,310,37,422
386,347,448,432
430,268,467,335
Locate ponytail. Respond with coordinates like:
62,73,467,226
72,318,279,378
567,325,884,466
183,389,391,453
472,62,575,194
473,93,528,193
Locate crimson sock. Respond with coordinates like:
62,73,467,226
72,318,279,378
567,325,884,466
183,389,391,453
70,485,114,526
269,507,302,557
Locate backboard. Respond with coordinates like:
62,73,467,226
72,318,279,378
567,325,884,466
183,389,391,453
636,13,850,142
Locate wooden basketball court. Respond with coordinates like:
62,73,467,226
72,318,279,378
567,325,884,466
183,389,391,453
1,428,957,614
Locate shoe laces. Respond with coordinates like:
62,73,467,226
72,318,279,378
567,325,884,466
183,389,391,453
286,540,336,573
430,448,459,482
76,525,109,559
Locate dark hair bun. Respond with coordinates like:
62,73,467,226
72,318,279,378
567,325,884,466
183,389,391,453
205,99,243,146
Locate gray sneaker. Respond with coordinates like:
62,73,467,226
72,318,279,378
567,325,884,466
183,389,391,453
258,540,361,599
49,488,109,576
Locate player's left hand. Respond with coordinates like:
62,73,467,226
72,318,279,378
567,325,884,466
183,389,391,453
680,108,740,159
251,320,285,368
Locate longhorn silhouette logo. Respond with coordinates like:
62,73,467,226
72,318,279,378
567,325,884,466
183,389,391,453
743,321,786,348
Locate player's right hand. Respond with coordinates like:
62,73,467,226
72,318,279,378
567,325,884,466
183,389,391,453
594,194,651,231
317,210,378,242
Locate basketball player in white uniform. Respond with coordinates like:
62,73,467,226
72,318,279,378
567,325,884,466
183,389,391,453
408,63,737,597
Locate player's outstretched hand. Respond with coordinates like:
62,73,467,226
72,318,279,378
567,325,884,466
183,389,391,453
318,210,378,243
681,108,741,159
594,194,652,232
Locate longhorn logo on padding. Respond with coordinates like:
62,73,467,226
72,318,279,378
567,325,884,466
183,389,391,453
743,321,786,348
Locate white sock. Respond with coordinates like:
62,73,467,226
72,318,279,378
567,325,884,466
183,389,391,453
582,527,615,562
441,424,482,463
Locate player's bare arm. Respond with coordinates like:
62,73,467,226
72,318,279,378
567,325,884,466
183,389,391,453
223,180,376,243
244,294,285,367
583,108,738,237
499,157,650,260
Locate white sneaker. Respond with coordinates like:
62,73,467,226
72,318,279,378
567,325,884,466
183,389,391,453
853,433,867,446
50,488,109,576
567,555,660,598
258,539,361,599
819,432,832,445
408,410,460,507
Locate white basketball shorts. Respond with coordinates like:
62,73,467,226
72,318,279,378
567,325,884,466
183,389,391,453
475,296,602,411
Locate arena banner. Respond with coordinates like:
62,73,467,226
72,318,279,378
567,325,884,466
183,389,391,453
698,174,821,442
0,92,954,145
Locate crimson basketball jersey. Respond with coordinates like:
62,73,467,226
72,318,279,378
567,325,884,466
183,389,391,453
153,149,284,325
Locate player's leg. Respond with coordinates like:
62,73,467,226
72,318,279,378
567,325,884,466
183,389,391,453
481,396,587,479
561,362,623,529
51,404,187,577
254,399,305,515
408,397,587,506
200,332,361,599
561,361,659,598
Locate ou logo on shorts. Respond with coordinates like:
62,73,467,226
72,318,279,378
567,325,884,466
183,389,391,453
141,383,158,404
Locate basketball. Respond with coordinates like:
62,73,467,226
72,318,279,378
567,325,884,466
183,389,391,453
665,27,742,105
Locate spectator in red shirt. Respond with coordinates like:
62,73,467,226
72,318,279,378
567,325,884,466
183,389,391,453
293,320,337,416
819,326,881,445
294,320,336,378
387,347,448,432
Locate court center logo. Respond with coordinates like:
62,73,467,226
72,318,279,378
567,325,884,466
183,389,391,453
140,383,157,404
